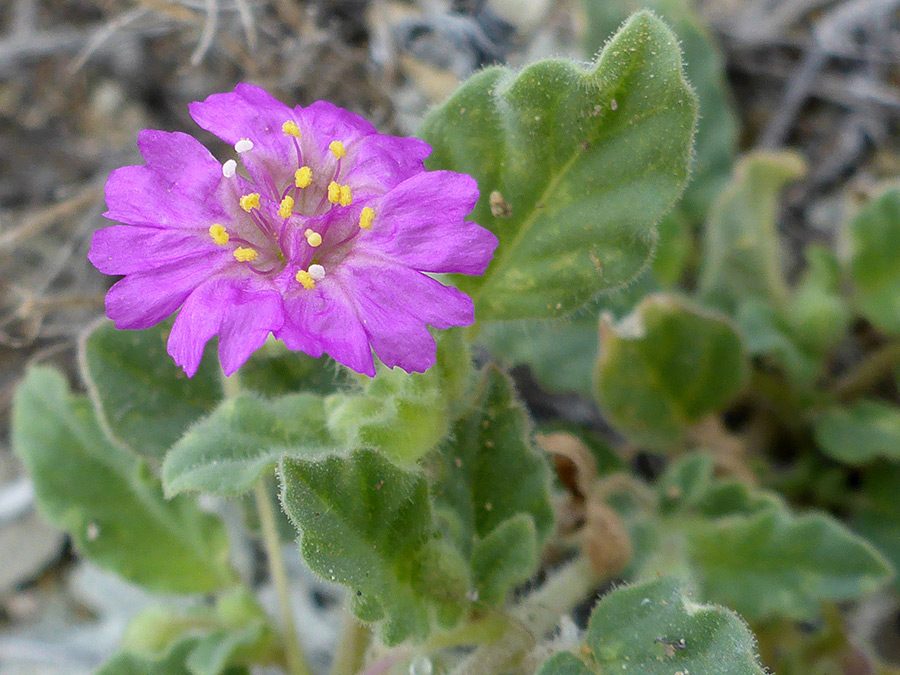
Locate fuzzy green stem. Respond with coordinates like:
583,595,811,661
329,610,372,675
254,480,312,675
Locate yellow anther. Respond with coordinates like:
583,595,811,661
282,121,301,138
295,270,316,290
209,223,230,245
233,247,258,262
304,228,323,247
339,184,352,207
295,166,312,188
239,193,260,212
278,195,294,219
327,181,341,204
359,207,375,230
329,140,346,159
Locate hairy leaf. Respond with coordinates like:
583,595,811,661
537,577,765,674
698,151,806,314
583,0,738,221
688,508,894,621
12,367,233,594
162,393,339,496
814,399,900,465
80,320,221,461
421,11,697,319
280,449,468,644
594,294,747,448
848,186,900,334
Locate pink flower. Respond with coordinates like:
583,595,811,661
89,84,497,377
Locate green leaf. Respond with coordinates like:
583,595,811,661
99,639,249,675
583,0,738,222
12,367,232,594
537,653,592,675
478,272,659,397
420,11,697,320
80,320,221,461
847,186,900,334
325,330,472,466
280,449,468,644
537,577,765,675
429,367,554,560
687,508,894,621
737,299,821,386
470,514,538,606
162,393,339,496
698,151,806,314
238,340,350,397
594,294,747,448
814,399,900,465
120,587,280,671
853,463,900,590
787,245,851,355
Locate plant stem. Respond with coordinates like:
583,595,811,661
833,341,900,400
329,610,372,675
450,556,599,675
254,480,311,675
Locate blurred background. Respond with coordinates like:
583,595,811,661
1,0,900,672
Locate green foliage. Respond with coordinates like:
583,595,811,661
162,393,339,496
582,0,738,222
98,639,246,675
698,151,806,314
847,186,900,333
649,456,894,622
114,588,280,675
11,367,233,594
814,399,900,465
280,449,468,645
238,341,350,396
688,508,894,622
537,577,765,675
421,11,697,320
80,320,222,461
325,330,471,466
853,463,900,590
594,294,747,448
429,367,553,604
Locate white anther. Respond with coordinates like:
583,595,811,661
308,264,326,281
235,138,254,153
222,159,237,178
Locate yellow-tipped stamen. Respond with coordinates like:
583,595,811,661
233,247,258,262
295,270,316,290
329,140,346,159
359,207,375,230
339,184,352,207
278,195,295,219
304,228,323,247
239,193,260,212
295,166,312,188
209,223,230,245
282,121,301,138
327,181,341,204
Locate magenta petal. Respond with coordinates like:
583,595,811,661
189,84,298,196
89,225,223,275
283,284,375,377
168,278,285,376
295,101,377,155
218,290,284,375
343,134,432,195
105,254,220,330
363,171,498,274
104,135,231,229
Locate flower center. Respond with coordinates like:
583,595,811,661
210,123,379,287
